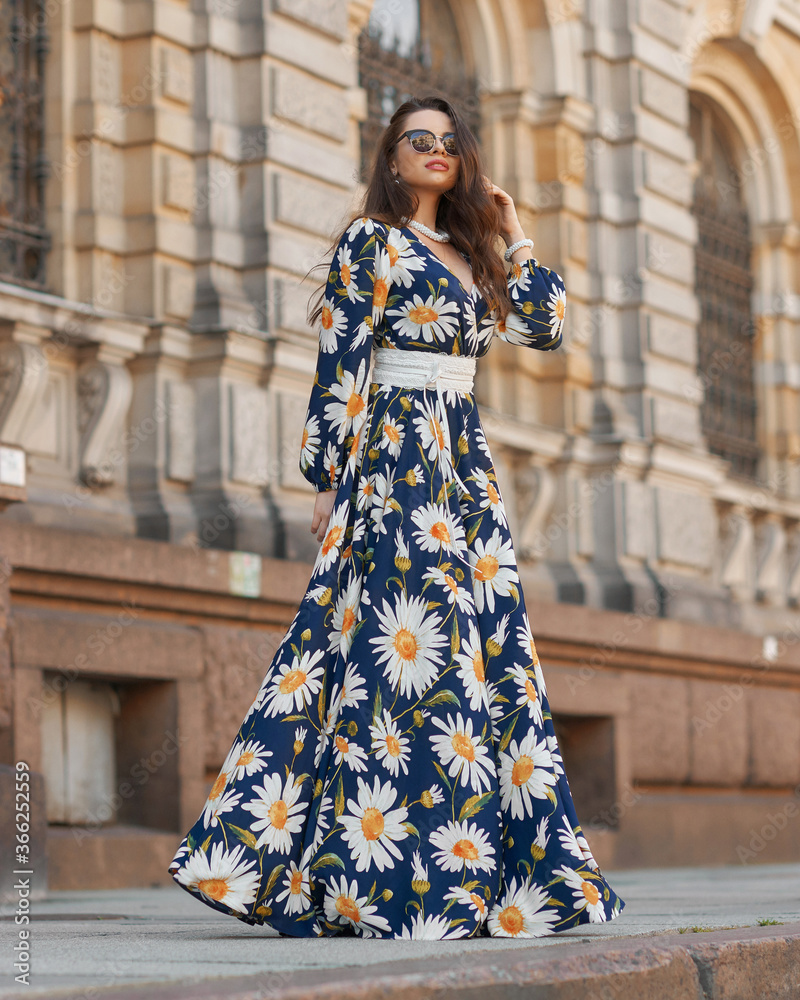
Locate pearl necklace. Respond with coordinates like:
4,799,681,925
403,217,451,243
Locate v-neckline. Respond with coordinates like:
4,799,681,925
402,226,476,297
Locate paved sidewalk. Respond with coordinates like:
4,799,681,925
2,862,799,999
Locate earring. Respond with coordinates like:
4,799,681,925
392,171,400,184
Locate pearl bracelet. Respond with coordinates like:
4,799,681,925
503,238,535,261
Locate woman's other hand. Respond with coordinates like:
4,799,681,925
310,489,337,542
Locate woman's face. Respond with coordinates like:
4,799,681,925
389,109,460,195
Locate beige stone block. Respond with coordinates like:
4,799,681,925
277,391,311,489
162,154,195,212
201,625,285,769
274,277,315,334
621,480,653,559
11,609,203,681
272,0,348,38
271,64,347,141
651,396,701,446
748,687,800,786
166,381,196,483
93,31,121,105
229,382,268,485
273,171,351,237
646,314,697,365
638,0,682,41
628,673,690,783
643,148,692,205
639,67,687,126
655,487,716,569
162,265,195,319
159,45,193,105
644,232,694,286
688,678,749,785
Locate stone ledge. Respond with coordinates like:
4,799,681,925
17,922,800,1000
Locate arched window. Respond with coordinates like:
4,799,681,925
358,0,480,181
689,96,758,479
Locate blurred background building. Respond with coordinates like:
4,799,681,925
1,0,800,893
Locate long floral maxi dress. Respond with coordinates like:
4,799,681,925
168,217,626,939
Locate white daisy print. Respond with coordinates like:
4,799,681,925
262,648,325,718
322,441,341,488
328,576,362,656
470,527,519,614
552,865,607,922
312,500,349,575
336,244,362,304
223,739,273,783
331,732,369,772
369,708,411,777
509,663,544,726
338,773,410,873
548,283,566,337
323,875,392,936
330,661,369,710
558,819,586,861
444,884,490,924
507,260,532,299
323,358,369,444
429,712,495,794
410,501,466,556
274,855,313,915
369,591,448,699
174,842,260,914
380,415,405,458
429,818,496,874
202,788,241,830
395,912,470,939
453,621,489,712
319,295,347,353
299,415,321,471
387,292,460,343
241,771,306,852
473,468,507,526
487,876,560,937
421,566,475,613
498,730,557,820
385,228,426,287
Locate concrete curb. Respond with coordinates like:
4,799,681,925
14,922,800,1000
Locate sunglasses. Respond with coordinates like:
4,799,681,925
397,129,458,156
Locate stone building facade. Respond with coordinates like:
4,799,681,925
1,0,800,893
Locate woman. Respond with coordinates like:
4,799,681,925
169,95,626,938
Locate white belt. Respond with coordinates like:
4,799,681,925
370,348,474,567
371,348,476,394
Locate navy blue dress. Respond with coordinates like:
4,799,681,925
168,217,626,938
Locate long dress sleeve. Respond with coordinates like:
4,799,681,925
299,218,391,492
492,257,566,351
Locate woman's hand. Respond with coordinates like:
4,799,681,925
482,175,525,244
310,488,337,542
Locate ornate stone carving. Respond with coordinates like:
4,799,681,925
77,361,133,486
0,343,50,447
515,463,557,561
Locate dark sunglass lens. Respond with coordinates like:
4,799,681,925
443,135,458,155
409,131,435,151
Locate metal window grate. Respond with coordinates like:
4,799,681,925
0,0,50,287
691,99,758,479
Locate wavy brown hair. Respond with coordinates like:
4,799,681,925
308,94,515,327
